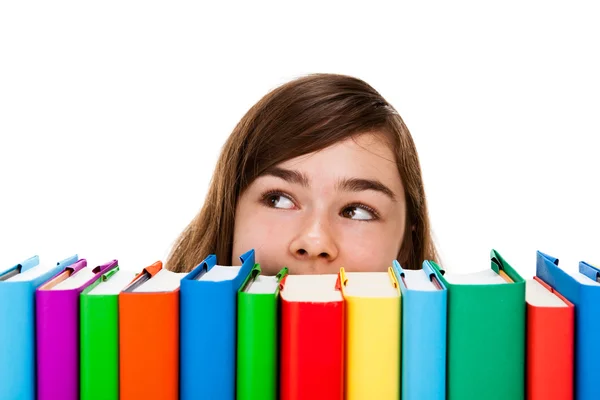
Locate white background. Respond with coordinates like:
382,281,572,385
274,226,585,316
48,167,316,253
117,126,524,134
1,1,598,277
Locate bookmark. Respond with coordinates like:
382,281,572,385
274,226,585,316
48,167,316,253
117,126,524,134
123,261,162,292
92,260,119,277
491,251,514,283
430,274,443,289
498,269,513,283
123,270,151,292
241,265,261,292
0,266,21,281
421,260,445,290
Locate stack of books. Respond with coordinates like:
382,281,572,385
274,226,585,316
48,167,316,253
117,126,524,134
0,249,593,400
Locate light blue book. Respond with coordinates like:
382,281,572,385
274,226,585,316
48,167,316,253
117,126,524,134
536,250,600,400
179,249,255,400
393,260,447,400
0,254,78,400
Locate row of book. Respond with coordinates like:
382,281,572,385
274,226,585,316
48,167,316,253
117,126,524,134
0,248,595,400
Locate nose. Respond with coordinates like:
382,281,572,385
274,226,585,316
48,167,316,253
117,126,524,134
288,213,339,266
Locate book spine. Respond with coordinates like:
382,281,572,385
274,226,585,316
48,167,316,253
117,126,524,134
446,284,525,400
280,300,344,400
574,287,600,400
80,294,119,400
402,289,446,400
180,281,236,400
237,292,278,400
119,292,179,400
36,289,81,400
0,282,36,400
345,296,400,400
526,303,574,400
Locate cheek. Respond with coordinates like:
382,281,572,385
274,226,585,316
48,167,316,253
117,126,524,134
336,222,405,272
233,208,296,267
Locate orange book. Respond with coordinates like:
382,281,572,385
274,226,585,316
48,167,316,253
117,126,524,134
118,261,187,400
526,276,574,400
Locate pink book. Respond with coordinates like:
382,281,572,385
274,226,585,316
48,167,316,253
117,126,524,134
35,259,118,400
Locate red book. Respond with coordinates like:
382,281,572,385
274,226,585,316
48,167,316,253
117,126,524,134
526,276,574,400
279,274,344,400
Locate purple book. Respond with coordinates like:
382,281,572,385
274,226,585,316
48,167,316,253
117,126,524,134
35,259,118,400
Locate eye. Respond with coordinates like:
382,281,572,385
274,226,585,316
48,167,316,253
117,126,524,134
262,191,296,209
341,204,378,221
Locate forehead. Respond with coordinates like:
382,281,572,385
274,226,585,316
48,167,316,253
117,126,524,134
278,132,399,181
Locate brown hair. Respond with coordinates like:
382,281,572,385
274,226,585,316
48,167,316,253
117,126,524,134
166,73,437,272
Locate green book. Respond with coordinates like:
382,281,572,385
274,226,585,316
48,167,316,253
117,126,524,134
236,265,288,400
430,250,525,400
80,267,137,400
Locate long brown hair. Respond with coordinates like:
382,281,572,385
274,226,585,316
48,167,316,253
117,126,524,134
166,73,437,272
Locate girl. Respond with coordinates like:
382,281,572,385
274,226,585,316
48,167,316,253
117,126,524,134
166,73,437,274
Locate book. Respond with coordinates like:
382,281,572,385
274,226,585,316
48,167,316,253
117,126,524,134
80,266,137,400
179,249,255,400
430,250,526,400
526,276,574,400
339,267,401,400
279,273,344,400
237,265,288,400
36,259,118,400
119,261,187,400
536,251,600,400
0,254,78,400
394,260,447,400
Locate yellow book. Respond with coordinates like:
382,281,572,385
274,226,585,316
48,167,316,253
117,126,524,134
339,267,401,400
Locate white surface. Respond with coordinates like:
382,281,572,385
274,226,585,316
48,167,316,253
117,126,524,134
199,265,241,282
133,269,187,292
526,279,567,307
280,274,342,302
51,268,96,290
244,275,279,294
568,269,600,286
88,270,137,295
1,2,599,276
443,269,507,285
7,263,56,282
343,272,399,297
402,269,438,291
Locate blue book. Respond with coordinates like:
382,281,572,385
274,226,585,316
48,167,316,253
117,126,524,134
393,260,447,400
179,249,255,400
536,250,600,400
0,254,78,400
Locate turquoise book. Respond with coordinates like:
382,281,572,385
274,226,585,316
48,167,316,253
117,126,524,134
393,260,447,400
0,254,78,400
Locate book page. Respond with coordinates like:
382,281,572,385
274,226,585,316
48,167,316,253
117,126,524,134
526,279,567,307
51,268,96,290
402,269,438,291
568,270,600,286
245,275,279,294
7,263,56,282
133,269,187,292
88,270,137,295
199,265,241,282
443,269,507,285
546,254,600,286
343,271,399,297
280,274,342,302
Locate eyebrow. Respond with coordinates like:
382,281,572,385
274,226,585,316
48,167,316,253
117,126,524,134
337,178,397,201
262,167,397,201
262,167,310,187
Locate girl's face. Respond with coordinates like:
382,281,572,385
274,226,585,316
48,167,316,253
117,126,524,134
232,132,407,275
